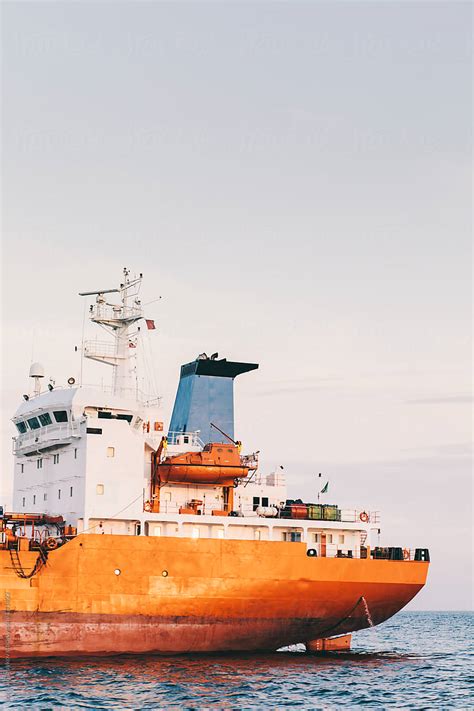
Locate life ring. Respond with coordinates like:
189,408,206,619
45,537,58,551
403,548,410,560
359,511,369,523
144,501,152,512
306,548,318,558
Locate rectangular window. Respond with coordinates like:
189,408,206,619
339,534,345,544
27,417,41,430
283,531,302,542
58,489,61,500
38,412,52,426
53,454,60,464
96,484,104,495
254,530,261,540
98,411,112,419
33,495,36,504
87,427,102,435
151,525,161,536
328,534,333,544
253,496,260,511
313,533,320,543
37,459,43,470
22,497,25,507
16,421,27,434
53,410,68,423
262,497,269,507
107,447,115,458
20,464,24,473
44,493,47,501
70,486,73,497
74,448,78,459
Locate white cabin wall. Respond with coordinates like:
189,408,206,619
12,436,86,526
83,418,144,525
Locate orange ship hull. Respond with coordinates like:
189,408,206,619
0,535,428,658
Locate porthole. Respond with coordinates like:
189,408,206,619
162,570,169,577
114,568,121,576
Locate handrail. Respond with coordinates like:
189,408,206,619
143,500,379,523
13,421,81,452
167,431,204,447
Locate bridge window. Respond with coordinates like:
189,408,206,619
70,486,73,497
27,416,40,430
20,464,24,473
44,493,47,501
58,489,61,500
74,448,78,459
53,410,68,423
253,496,260,511
37,459,43,469
16,421,27,434
262,497,269,507
38,412,52,426
53,454,60,464
33,495,36,504
22,497,25,507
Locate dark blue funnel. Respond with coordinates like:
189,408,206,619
168,356,258,444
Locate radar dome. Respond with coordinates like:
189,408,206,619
29,362,45,379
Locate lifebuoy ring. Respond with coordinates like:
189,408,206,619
45,537,58,550
306,548,318,557
359,511,369,523
403,548,410,560
144,501,152,512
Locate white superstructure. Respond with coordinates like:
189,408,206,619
11,269,377,557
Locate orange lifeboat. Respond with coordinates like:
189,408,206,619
157,443,250,485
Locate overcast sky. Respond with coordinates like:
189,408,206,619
1,2,472,610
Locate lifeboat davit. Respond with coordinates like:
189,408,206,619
157,443,250,485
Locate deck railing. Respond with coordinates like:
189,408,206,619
13,421,82,453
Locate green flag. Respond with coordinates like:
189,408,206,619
320,482,329,494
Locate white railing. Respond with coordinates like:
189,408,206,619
13,421,82,453
166,431,205,447
91,304,143,323
142,501,379,524
83,340,118,358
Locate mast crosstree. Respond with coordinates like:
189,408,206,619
79,268,149,399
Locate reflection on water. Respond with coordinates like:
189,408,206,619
2,613,473,708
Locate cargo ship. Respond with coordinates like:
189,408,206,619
0,269,429,658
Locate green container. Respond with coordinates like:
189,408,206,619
323,505,341,521
307,504,323,520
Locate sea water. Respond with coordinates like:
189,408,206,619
1,612,472,709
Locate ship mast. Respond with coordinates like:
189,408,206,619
79,268,147,399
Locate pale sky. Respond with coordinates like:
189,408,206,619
1,2,472,610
